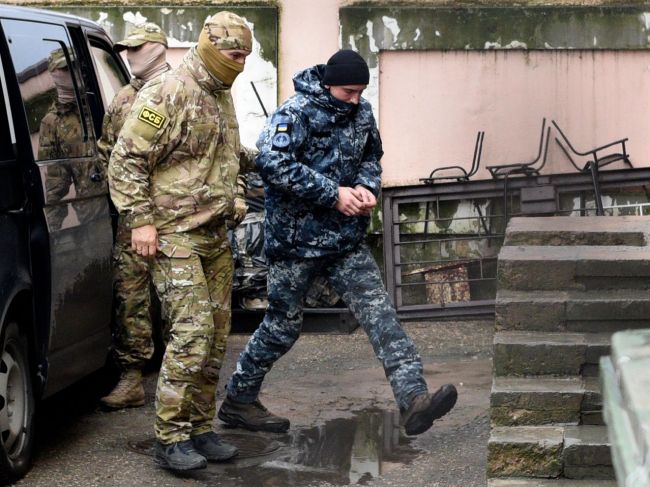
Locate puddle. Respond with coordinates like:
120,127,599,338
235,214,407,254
129,408,421,485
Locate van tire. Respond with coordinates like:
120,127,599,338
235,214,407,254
0,322,35,484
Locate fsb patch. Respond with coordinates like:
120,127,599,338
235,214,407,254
138,106,166,129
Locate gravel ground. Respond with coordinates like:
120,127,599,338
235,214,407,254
15,319,493,487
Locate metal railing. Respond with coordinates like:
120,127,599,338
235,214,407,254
381,168,650,319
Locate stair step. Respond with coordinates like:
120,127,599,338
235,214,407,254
498,246,650,291
563,426,614,479
495,289,650,332
491,377,601,426
488,426,613,480
503,216,649,247
582,377,603,426
489,479,617,486
488,426,564,478
494,331,610,376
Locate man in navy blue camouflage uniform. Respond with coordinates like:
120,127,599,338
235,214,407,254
218,50,457,436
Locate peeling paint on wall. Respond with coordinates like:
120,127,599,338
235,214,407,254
341,5,650,120
49,6,278,147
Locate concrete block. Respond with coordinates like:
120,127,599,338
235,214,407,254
575,248,650,279
562,426,614,479
565,289,650,321
497,290,650,333
577,276,650,291
581,411,604,426
494,332,588,376
493,331,610,377
582,378,603,426
503,216,649,247
610,329,650,363
612,344,650,466
488,426,563,478
599,356,649,487
498,246,577,290
491,377,583,426
495,290,567,332
498,246,650,291
563,466,615,480
563,426,612,467
584,334,611,365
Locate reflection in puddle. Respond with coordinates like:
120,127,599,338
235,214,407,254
130,408,420,486
221,408,419,486
220,408,418,486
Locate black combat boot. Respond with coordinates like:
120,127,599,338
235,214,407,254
191,431,239,461
154,440,207,471
401,384,458,436
218,396,290,433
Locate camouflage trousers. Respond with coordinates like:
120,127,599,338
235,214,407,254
152,226,233,444
226,243,428,411
112,219,154,370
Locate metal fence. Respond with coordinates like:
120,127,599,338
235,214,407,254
381,168,650,319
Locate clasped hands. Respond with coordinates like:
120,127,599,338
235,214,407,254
335,185,377,217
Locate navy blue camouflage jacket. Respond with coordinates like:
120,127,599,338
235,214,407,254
256,65,383,261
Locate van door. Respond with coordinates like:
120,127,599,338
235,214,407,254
1,19,112,394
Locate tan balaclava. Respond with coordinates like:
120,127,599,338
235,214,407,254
197,11,252,87
127,42,168,81
48,49,76,104
116,23,169,82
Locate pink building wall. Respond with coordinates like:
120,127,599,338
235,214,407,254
379,49,650,187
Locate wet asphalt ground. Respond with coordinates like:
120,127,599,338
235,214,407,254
13,320,493,487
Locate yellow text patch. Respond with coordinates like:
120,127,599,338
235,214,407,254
138,106,166,129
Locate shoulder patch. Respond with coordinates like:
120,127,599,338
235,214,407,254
271,119,292,151
138,106,166,129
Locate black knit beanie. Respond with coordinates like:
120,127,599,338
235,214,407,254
322,50,370,86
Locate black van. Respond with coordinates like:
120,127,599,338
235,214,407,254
0,6,129,482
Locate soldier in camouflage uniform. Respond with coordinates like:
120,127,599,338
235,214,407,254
97,23,171,411
219,50,458,436
39,48,98,229
108,12,253,471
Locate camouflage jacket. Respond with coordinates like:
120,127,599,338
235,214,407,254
256,65,383,261
38,101,101,227
108,48,253,234
38,101,88,161
97,77,150,171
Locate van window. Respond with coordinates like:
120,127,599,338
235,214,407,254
88,40,128,111
2,19,92,162
0,55,15,162
0,54,21,210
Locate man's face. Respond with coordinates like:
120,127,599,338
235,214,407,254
220,49,251,65
326,84,367,105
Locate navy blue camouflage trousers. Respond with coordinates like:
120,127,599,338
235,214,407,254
226,243,428,411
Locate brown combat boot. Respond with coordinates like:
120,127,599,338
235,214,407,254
218,396,290,433
100,369,145,409
401,384,458,436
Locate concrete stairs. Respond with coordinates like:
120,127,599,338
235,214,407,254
488,216,650,484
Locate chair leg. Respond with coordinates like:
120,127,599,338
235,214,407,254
503,174,510,227
588,161,605,216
